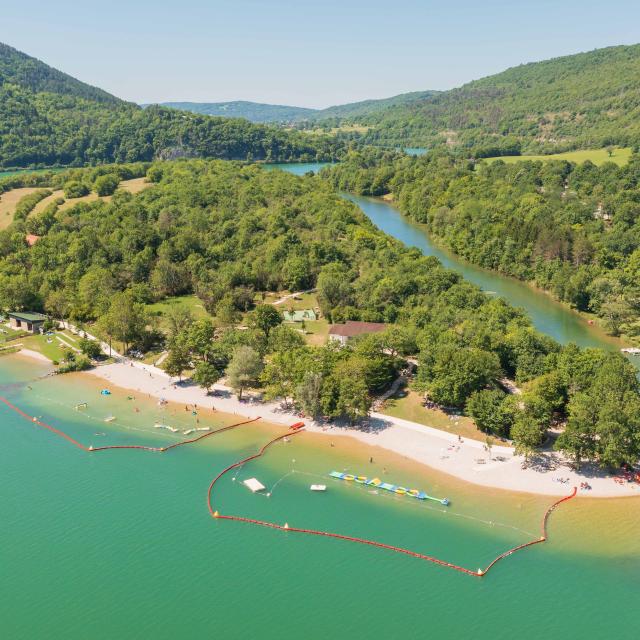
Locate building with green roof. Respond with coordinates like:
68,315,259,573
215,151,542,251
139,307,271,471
8,312,47,333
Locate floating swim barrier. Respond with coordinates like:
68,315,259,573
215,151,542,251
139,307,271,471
1,396,577,579
1,395,259,454
329,471,450,505
209,432,577,578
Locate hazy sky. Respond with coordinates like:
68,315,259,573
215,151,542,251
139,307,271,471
3,0,639,108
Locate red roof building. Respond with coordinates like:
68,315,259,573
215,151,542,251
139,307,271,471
328,321,386,345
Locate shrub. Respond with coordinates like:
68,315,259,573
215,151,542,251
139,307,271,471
57,354,92,374
79,337,102,359
94,174,120,196
14,189,52,221
63,180,90,199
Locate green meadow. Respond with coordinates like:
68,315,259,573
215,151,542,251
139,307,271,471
486,146,632,166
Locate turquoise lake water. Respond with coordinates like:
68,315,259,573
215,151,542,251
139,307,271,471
1,163,639,638
1,356,639,639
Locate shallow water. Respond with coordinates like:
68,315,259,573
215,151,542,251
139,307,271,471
1,356,639,639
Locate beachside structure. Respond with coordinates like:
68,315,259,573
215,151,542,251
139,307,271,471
282,309,317,322
7,311,47,333
243,478,266,493
328,320,386,345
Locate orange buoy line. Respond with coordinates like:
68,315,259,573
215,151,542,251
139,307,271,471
0,395,260,453
209,428,578,578
2,395,577,577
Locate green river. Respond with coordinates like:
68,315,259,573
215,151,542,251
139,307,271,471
1,163,639,639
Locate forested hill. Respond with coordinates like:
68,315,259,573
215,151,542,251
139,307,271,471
332,44,640,155
0,43,122,104
0,43,342,169
310,91,439,122
154,92,440,125
151,101,317,123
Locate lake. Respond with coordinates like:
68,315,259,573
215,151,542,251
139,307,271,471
1,355,639,639
2,163,639,639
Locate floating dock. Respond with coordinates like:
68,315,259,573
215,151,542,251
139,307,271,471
243,478,266,493
329,471,449,505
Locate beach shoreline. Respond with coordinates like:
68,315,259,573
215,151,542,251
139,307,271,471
69,356,637,499
13,346,638,498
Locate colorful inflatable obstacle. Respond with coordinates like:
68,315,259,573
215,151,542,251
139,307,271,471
329,471,450,506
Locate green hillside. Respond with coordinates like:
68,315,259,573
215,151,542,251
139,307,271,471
336,45,640,154
0,43,342,169
153,100,317,123
0,42,122,104
311,90,439,121
154,91,440,126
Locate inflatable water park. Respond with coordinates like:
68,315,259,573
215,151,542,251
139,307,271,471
329,471,450,505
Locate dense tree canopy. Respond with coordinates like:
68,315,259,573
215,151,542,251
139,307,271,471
326,148,640,338
1,158,638,461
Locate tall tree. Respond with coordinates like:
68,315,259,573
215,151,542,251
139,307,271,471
249,304,282,338
97,291,148,353
225,346,263,400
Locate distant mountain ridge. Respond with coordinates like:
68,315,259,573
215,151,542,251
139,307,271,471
148,101,316,123
152,90,440,124
154,44,640,155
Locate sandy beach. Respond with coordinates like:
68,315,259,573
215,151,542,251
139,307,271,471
65,356,638,499
16,348,52,363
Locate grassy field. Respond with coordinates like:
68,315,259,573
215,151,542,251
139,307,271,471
273,291,318,311
302,124,370,136
118,177,149,195
29,178,152,217
264,291,327,345
58,192,103,211
0,324,27,345
0,187,41,229
381,388,491,443
30,189,64,215
147,295,211,331
21,333,71,362
486,146,632,167
297,319,330,346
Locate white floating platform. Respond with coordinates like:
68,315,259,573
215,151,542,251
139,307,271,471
243,478,266,493
310,484,326,492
